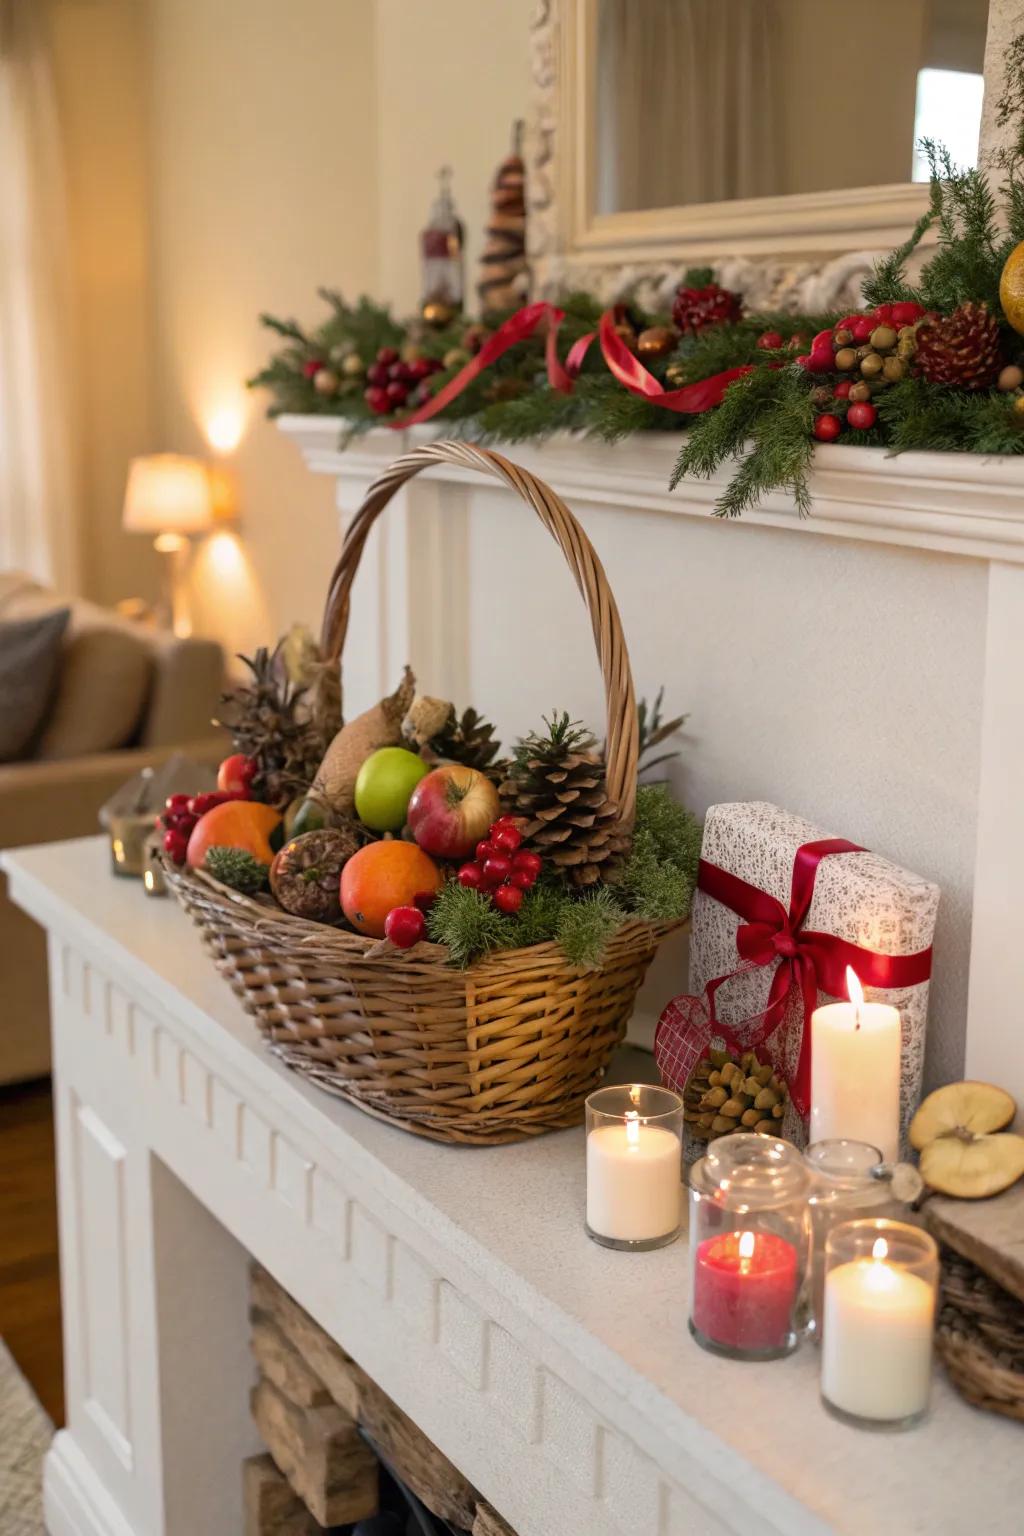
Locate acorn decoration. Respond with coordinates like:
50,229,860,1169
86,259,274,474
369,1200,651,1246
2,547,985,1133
684,1047,790,1141
914,302,1003,391
269,826,361,923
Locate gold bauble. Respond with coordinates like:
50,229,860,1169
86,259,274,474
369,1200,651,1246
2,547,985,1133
869,324,898,353
1014,393,1024,416
636,325,677,360
422,298,456,329
313,367,339,396
614,320,637,350
859,352,884,378
834,347,858,371
443,346,471,369
665,363,686,387
1000,240,1024,337
340,353,365,378
998,363,1024,392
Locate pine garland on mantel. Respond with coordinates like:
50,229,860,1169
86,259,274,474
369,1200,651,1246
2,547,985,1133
250,37,1024,517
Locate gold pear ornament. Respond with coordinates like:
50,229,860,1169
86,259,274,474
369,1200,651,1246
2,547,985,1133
999,241,1024,337
909,1081,1024,1199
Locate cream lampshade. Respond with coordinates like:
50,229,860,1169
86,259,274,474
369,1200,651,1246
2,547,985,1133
123,454,213,636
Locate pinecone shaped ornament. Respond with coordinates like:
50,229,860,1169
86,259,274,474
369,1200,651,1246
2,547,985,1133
914,301,1003,390
500,714,629,887
671,277,743,336
684,1048,791,1141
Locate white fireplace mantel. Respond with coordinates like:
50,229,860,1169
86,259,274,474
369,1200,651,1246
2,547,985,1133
7,836,1024,1536
279,419,1024,1114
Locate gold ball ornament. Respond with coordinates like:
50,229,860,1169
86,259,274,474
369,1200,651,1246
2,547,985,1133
614,319,638,350
422,298,456,329
869,324,898,352
834,347,858,371
999,363,1024,392
636,325,678,360
313,367,339,396
442,347,471,370
882,355,905,383
859,352,884,379
665,363,686,387
999,241,1024,337
1014,393,1024,417
340,353,365,378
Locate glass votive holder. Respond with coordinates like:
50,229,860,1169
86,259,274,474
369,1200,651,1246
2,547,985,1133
585,1084,684,1251
805,1139,896,1339
688,1133,809,1360
821,1218,938,1430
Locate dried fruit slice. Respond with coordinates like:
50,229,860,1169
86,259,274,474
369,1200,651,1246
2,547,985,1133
909,1081,1016,1151
919,1133,1024,1200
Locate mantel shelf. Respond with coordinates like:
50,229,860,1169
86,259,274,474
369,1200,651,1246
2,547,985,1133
278,416,1024,565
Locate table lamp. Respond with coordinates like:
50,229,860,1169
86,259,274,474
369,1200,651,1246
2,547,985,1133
122,454,213,636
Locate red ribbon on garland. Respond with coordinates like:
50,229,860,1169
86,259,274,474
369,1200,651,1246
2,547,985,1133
389,301,752,428
654,840,934,1115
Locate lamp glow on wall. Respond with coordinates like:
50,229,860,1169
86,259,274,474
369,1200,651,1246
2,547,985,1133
122,454,213,636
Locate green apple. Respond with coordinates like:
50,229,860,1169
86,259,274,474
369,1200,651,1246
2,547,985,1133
354,747,429,832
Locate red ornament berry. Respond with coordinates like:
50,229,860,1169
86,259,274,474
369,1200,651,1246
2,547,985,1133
813,413,842,442
384,905,426,949
188,792,217,817
509,868,534,890
162,828,188,864
756,331,784,350
491,826,522,854
850,316,874,344
406,358,432,382
376,347,399,366
833,379,853,399
491,815,518,830
476,839,496,862
385,381,408,407
846,401,877,430
493,884,524,915
302,359,324,379
458,862,483,889
890,301,926,328
366,361,390,387
482,854,513,886
166,792,190,812
365,386,391,415
511,850,542,880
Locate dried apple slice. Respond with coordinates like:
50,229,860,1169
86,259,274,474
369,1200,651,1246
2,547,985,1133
909,1081,1016,1152
919,1132,1024,1199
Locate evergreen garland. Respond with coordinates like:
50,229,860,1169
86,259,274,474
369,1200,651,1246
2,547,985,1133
250,36,1024,518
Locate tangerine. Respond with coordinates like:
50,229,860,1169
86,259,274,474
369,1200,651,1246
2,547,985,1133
340,840,442,938
186,799,281,870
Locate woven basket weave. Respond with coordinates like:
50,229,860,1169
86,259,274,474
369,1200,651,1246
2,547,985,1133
165,441,682,1143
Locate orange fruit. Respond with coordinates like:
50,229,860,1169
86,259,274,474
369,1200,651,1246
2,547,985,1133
340,840,442,938
186,800,281,871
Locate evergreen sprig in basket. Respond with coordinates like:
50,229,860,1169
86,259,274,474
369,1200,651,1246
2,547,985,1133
164,441,684,1144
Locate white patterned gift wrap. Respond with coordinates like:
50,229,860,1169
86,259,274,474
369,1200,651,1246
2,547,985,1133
688,802,940,1143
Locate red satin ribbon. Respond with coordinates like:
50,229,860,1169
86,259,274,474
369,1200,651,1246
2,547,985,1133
654,839,934,1115
389,300,751,427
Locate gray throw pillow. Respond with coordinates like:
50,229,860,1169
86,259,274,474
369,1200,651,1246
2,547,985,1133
0,608,71,762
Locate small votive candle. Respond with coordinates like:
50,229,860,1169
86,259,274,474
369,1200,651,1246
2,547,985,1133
688,1133,809,1360
821,1218,938,1430
585,1084,683,1250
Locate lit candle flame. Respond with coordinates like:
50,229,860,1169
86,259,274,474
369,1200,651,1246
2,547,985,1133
846,965,864,1028
738,1231,755,1260
872,1236,889,1262
625,1109,640,1146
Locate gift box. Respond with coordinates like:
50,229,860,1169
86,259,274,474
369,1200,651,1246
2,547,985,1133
656,802,939,1145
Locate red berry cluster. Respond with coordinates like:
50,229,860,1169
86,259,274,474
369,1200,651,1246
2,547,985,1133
159,790,248,866
364,347,444,417
457,816,542,915
801,301,928,444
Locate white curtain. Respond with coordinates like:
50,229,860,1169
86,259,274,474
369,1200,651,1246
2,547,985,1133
596,0,782,214
0,0,78,589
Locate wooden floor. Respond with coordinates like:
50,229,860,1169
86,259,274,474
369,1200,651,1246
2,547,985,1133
0,1078,63,1425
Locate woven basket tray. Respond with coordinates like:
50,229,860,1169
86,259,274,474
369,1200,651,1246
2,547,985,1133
165,441,683,1143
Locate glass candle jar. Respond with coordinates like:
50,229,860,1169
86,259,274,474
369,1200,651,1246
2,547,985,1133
821,1218,938,1430
585,1085,683,1250
805,1139,896,1338
688,1133,809,1360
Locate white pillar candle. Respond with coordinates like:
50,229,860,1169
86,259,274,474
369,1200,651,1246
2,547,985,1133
810,967,900,1163
822,1237,936,1424
586,1112,681,1244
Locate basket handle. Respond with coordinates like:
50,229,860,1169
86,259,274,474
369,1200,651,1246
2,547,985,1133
321,440,638,824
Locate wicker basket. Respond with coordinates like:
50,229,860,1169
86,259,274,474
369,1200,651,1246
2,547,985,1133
164,440,683,1144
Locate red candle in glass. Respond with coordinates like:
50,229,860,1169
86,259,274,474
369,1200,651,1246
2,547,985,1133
692,1230,798,1353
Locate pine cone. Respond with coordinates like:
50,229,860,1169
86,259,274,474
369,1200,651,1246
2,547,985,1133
684,1047,790,1141
429,706,502,773
914,302,1003,390
269,826,360,923
499,713,630,888
671,280,742,336
215,639,333,810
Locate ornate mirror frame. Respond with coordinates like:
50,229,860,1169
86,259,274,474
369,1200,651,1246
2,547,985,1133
527,0,1002,313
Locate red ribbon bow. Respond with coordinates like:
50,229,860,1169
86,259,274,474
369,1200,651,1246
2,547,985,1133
655,839,933,1115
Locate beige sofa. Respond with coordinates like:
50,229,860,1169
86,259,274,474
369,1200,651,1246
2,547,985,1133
0,574,226,1084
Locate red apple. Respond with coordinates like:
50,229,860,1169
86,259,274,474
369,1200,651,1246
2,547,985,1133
217,752,256,795
407,765,501,860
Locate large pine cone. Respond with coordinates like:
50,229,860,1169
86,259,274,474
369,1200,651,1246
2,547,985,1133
499,749,629,887
671,281,742,336
914,302,1003,390
684,1048,790,1141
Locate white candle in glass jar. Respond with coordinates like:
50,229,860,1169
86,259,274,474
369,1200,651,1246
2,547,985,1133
586,1111,681,1243
822,1238,936,1423
810,967,900,1163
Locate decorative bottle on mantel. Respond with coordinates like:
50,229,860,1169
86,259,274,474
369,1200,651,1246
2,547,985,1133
419,166,464,327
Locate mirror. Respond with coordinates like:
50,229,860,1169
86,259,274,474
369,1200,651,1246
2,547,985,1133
593,0,989,217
